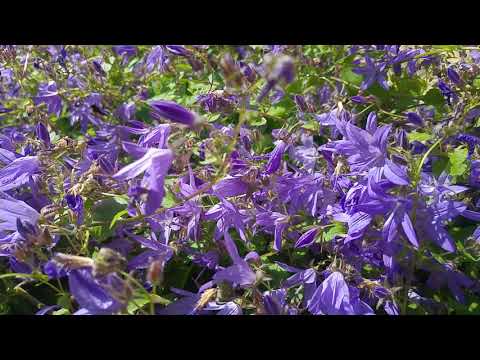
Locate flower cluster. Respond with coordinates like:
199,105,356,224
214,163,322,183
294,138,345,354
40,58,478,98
1,45,480,315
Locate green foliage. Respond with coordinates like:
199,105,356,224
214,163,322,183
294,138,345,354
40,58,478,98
447,146,469,177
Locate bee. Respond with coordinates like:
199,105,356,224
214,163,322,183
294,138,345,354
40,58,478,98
194,288,217,312
40,204,61,220
52,253,95,270
55,137,76,150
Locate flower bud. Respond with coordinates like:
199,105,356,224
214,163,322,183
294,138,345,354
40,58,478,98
447,66,461,85
149,100,201,127
147,260,164,286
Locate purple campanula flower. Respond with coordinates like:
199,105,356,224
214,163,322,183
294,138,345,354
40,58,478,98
192,250,219,270
470,160,480,188
0,191,40,232
165,45,191,57
264,140,287,174
112,45,137,60
455,133,480,156
65,194,84,225
116,102,136,122
35,122,50,146
351,95,369,104
294,94,308,112
196,91,238,113
113,147,174,215
257,55,295,102
438,80,457,105
213,231,256,288
262,288,297,315
256,211,290,251
212,175,249,198
144,46,170,73
307,272,374,315
149,100,200,127
406,112,424,126
126,232,174,271
353,55,389,90
447,66,461,85
68,268,128,315
33,81,62,116
294,227,320,248
326,118,392,172
0,156,39,192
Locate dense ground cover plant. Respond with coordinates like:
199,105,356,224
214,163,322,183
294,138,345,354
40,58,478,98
1,45,480,315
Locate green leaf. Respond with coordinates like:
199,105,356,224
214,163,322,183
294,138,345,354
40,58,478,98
52,308,71,315
422,88,445,111
407,131,432,143
340,66,363,86
127,292,151,314
252,117,267,127
447,146,469,177
324,222,347,242
302,120,320,131
100,193,130,205
109,209,129,229
57,293,71,309
92,198,128,223
432,155,449,177
162,189,178,208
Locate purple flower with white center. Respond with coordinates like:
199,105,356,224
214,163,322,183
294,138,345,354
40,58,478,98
419,172,469,201
327,119,392,173
192,250,219,270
